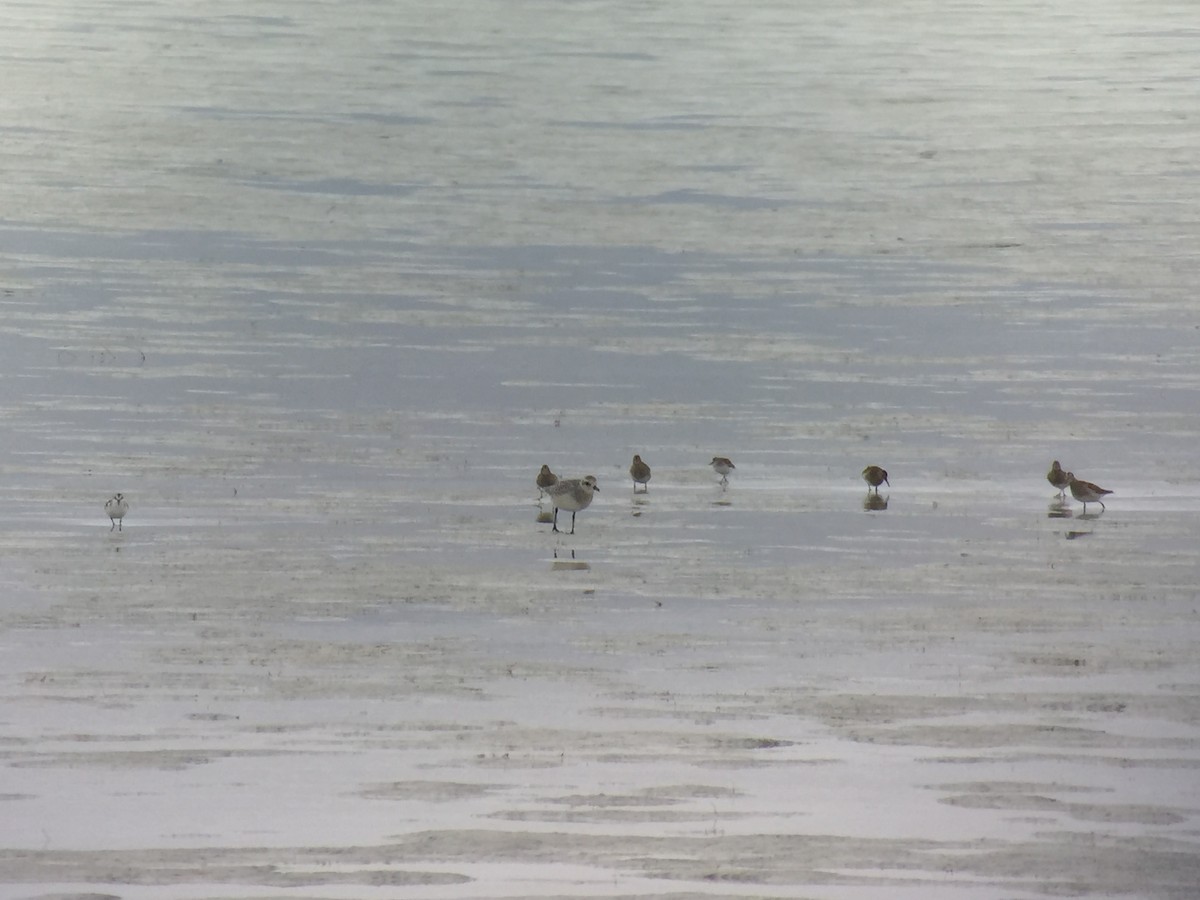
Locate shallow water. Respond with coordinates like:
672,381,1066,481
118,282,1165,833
2,1,1200,898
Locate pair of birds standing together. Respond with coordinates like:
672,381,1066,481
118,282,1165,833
620,455,736,490
536,455,737,534
1047,460,1112,513
862,462,1113,512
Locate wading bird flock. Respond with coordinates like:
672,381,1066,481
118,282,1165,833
101,459,1114,535
524,457,1115,535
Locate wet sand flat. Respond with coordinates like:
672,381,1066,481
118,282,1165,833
2,1,1200,898
2,492,1199,898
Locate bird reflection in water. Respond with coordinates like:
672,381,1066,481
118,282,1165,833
1047,498,1072,519
863,493,889,511
551,548,589,571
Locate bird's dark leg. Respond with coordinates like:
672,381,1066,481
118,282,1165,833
552,508,560,533
570,511,577,534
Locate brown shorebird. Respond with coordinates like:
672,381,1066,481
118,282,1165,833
536,464,558,499
1047,460,1070,498
862,465,889,494
629,454,651,493
1068,473,1112,514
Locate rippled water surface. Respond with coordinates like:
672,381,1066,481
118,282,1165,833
2,1,1199,898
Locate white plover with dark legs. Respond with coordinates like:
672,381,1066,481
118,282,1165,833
546,475,599,534
105,493,129,531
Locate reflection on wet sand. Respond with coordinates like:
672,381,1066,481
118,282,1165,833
1047,499,1072,519
1050,499,1105,521
863,493,889,512
551,547,589,570
631,494,648,517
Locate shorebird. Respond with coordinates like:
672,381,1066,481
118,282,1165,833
629,454,651,493
536,464,558,499
710,457,735,485
547,475,599,534
1068,473,1112,513
104,493,129,531
862,465,889,494
1047,460,1070,498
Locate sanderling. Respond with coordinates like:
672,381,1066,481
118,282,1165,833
105,493,129,531
1046,460,1070,498
862,465,889,494
1068,473,1112,513
629,454,651,493
536,464,558,499
710,457,735,484
547,475,599,534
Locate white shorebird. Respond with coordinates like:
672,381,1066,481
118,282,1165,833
1067,473,1112,513
105,493,129,531
547,475,599,534
629,454,651,493
536,464,558,499
710,456,735,485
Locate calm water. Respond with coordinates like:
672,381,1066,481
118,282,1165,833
2,1,1199,897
